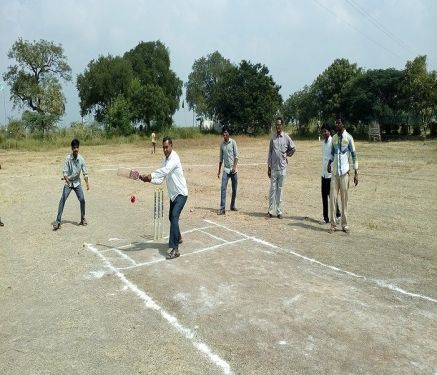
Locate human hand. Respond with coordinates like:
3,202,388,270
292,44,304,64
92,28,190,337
354,172,358,186
267,167,271,179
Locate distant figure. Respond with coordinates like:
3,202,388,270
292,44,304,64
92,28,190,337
320,123,341,225
53,138,89,230
327,117,358,234
267,117,296,219
151,132,156,154
217,125,239,215
140,137,188,260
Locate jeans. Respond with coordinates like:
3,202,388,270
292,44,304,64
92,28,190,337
56,184,85,224
168,194,188,249
220,172,238,211
321,177,340,222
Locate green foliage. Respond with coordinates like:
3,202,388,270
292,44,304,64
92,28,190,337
214,60,282,134
185,51,233,121
3,38,71,134
6,119,26,139
77,41,182,134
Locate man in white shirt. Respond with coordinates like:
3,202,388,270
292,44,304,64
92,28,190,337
327,117,358,233
320,123,341,224
140,136,188,259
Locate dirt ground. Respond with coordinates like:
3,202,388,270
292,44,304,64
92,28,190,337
0,137,436,374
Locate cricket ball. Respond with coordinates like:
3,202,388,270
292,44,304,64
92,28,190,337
130,195,136,203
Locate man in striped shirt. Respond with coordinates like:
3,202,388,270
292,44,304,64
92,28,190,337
327,117,358,234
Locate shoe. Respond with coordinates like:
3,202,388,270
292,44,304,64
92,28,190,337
335,216,341,225
328,226,336,234
178,237,183,244
267,212,273,218
166,248,180,260
319,218,329,225
277,214,283,219
0,220,4,227
53,222,61,231
342,226,350,234
217,210,225,215
80,218,88,226
230,207,238,211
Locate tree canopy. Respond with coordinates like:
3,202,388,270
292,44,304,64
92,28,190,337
3,38,71,135
77,41,182,134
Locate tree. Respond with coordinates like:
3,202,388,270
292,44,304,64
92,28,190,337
3,38,71,135
124,41,182,128
312,58,361,121
214,60,282,134
402,55,437,138
283,85,317,130
185,51,233,121
77,55,134,122
342,68,406,133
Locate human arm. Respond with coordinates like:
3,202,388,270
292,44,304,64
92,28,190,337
267,139,272,178
217,161,222,178
231,140,239,174
348,137,358,186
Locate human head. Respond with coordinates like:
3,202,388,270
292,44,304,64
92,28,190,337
275,117,284,134
222,125,230,141
162,136,173,158
71,138,80,158
321,123,331,140
335,116,345,132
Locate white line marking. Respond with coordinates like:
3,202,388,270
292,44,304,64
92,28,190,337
112,248,137,265
198,229,229,242
118,238,248,270
204,220,437,303
85,243,233,374
97,163,265,172
108,238,125,242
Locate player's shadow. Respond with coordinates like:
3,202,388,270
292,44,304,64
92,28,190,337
193,206,218,214
57,219,83,226
287,216,328,232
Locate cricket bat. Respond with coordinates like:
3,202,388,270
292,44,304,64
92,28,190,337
117,167,140,180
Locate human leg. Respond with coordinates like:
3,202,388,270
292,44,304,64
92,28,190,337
55,185,72,226
73,185,86,223
230,172,238,210
329,175,340,230
268,172,278,215
339,174,349,230
321,177,330,222
275,173,285,217
219,172,229,212
168,195,188,250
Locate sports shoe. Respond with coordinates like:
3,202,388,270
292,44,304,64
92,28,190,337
80,218,88,226
335,216,341,225
328,226,336,234
53,222,61,231
277,214,283,219
217,210,225,215
0,219,4,227
230,207,238,211
342,226,350,234
319,218,329,225
166,248,180,260
267,212,273,218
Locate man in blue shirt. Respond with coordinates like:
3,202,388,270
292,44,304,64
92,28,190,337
53,139,89,230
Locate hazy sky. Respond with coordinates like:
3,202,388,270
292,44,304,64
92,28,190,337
1,0,436,126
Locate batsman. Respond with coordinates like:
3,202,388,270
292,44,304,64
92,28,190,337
140,136,188,260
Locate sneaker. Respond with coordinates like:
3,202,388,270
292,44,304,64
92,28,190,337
335,216,341,225
217,210,225,215
277,214,283,219
166,248,180,260
80,218,88,226
178,237,183,244
267,212,273,218
328,226,336,234
319,218,329,225
53,222,61,231
0,220,4,227
230,207,238,211
342,226,350,234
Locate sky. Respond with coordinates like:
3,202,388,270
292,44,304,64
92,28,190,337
0,0,436,127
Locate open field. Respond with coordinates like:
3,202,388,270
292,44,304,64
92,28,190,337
0,137,436,374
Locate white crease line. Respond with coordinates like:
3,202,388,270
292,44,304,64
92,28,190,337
118,238,248,270
85,243,233,375
198,229,229,243
97,163,265,172
112,248,137,265
204,219,437,304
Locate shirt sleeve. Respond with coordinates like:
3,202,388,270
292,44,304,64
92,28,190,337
151,155,178,184
233,140,239,159
62,155,70,177
267,138,273,167
286,136,296,157
219,144,223,162
81,157,88,176
348,136,358,170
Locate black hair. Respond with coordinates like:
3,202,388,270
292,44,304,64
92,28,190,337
162,136,173,145
276,117,283,125
71,138,80,148
321,123,331,132
222,125,230,134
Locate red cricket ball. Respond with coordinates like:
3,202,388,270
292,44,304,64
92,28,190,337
130,195,136,203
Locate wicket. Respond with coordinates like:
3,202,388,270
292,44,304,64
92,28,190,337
153,187,164,240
